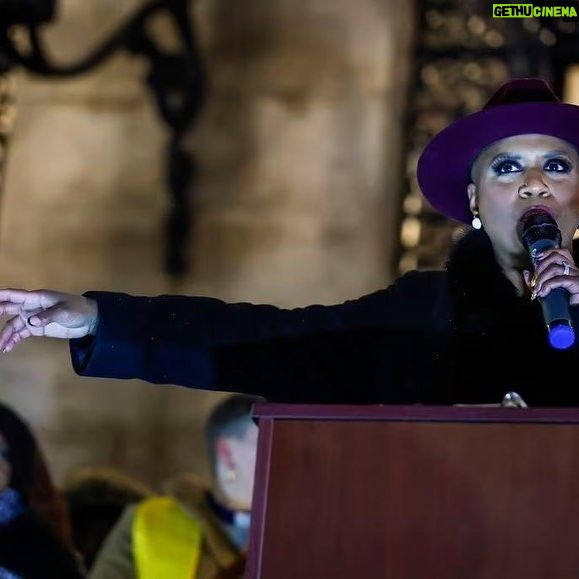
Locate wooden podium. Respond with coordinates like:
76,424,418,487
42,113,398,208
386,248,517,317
246,404,579,578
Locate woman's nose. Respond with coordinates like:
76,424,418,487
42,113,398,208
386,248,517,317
518,168,550,198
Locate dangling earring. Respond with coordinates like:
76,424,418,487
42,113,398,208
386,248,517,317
471,212,482,230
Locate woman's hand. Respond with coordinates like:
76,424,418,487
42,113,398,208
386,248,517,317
523,248,579,305
0,289,98,352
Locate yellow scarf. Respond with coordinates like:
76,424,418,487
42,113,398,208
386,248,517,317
133,496,203,579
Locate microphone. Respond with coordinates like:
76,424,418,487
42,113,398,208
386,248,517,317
518,208,575,350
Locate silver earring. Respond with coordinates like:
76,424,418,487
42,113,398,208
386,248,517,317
471,212,482,230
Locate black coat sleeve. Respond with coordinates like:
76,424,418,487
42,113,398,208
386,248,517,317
69,271,438,402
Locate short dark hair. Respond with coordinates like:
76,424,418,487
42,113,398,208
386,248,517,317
204,394,262,469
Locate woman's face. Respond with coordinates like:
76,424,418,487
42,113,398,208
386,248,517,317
468,134,579,262
0,433,11,492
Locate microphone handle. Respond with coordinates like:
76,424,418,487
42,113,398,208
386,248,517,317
538,287,572,328
529,238,575,349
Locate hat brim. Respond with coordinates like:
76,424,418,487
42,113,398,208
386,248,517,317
416,102,579,224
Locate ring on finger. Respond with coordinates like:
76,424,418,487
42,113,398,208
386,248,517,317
563,261,571,276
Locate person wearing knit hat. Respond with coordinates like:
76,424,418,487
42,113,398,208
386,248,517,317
1,78,579,406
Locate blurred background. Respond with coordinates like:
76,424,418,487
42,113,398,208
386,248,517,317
0,0,577,489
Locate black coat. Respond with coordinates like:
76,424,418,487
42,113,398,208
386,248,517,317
70,230,579,407
0,511,83,578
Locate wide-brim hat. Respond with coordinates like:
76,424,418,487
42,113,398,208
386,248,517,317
416,78,579,224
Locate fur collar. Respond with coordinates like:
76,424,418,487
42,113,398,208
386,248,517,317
445,228,579,331
429,228,579,405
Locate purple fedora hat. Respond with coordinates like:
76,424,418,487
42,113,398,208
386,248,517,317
417,78,579,224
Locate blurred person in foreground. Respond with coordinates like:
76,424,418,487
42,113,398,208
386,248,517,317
0,401,84,578
62,467,153,573
90,394,259,579
0,78,579,406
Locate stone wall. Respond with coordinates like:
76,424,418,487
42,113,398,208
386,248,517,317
0,0,415,487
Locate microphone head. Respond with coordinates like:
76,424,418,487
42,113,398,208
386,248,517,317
549,323,575,350
518,208,561,251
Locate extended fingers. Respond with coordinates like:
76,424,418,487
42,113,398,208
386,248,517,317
0,289,32,304
0,301,29,317
3,328,32,353
0,289,59,311
0,315,27,352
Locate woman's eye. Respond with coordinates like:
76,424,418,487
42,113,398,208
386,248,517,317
492,160,521,175
545,158,571,173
